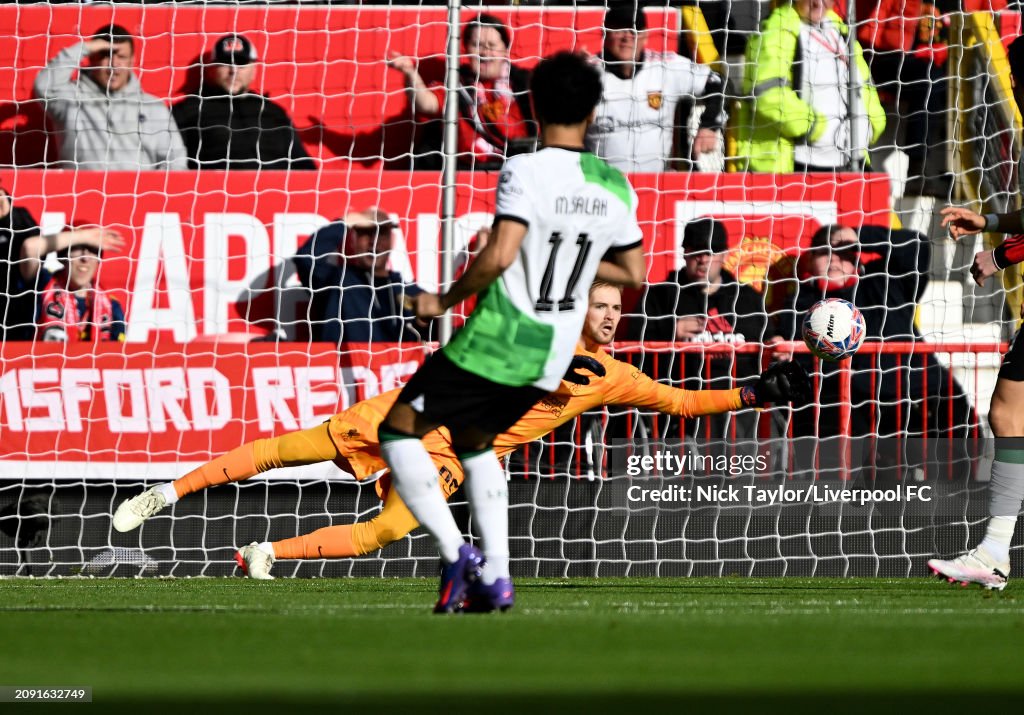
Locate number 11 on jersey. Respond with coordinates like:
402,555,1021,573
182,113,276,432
535,232,592,312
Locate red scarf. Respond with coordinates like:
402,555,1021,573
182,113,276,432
456,65,530,161
38,273,116,342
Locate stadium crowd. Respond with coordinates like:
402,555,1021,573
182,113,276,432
0,1,996,441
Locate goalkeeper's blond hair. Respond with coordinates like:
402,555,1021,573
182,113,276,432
589,279,621,296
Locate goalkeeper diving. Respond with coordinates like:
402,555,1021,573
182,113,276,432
114,282,809,594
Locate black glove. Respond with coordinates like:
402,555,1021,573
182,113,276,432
741,361,812,407
563,355,607,385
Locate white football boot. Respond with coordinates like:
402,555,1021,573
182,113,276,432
928,548,1010,591
112,486,168,533
234,542,275,580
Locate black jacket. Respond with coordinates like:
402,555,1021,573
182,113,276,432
172,86,316,170
774,225,939,401
632,268,770,386
0,203,42,340
774,226,929,343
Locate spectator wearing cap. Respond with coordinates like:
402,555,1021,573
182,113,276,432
737,0,886,173
34,24,188,170
172,34,315,171
630,217,769,437
1,187,125,341
36,243,126,343
585,3,726,172
387,13,537,169
293,208,429,346
771,224,975,446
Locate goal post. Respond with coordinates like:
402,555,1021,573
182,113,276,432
0,2,1018,578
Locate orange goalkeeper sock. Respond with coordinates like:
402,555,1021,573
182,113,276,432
272,479,421,559
272,525,358,559
174,443,265,499
173,423,338,499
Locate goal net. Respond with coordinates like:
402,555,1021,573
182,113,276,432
0,2,1018,578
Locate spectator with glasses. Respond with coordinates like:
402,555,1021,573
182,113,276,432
386,13,537,169
293,207,429,346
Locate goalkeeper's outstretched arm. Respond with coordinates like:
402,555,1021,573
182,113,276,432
599,356,811,416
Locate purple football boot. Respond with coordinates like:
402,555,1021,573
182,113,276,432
463,577,515,613
433,543,484,614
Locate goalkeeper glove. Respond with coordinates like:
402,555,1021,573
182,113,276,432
740,362,811,407
563,355,606,385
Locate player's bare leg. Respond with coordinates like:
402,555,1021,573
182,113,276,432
445,427,514,612
379,401,482,612
929,378,1024,590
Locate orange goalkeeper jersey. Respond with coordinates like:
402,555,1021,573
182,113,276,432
327,345,744,492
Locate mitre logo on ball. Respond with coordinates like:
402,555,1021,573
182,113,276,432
802,298,865,361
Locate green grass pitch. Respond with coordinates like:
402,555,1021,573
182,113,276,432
1,577,1022,714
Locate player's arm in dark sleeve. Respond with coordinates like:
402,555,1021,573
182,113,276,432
992,234,1024,269
986,212,1024,234
293,224,344,290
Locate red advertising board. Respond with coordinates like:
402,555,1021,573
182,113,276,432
0,169,891,478
0,341,429,479
0,170,892,342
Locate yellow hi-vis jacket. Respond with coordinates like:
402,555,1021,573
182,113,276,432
736,6,886,173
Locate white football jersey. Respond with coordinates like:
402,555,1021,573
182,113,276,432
587,50,714,173
444,147,643,391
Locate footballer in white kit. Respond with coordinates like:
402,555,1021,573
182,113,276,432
376,51,646,614
443,148,643,392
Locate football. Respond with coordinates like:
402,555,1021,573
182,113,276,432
802,298,866,361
